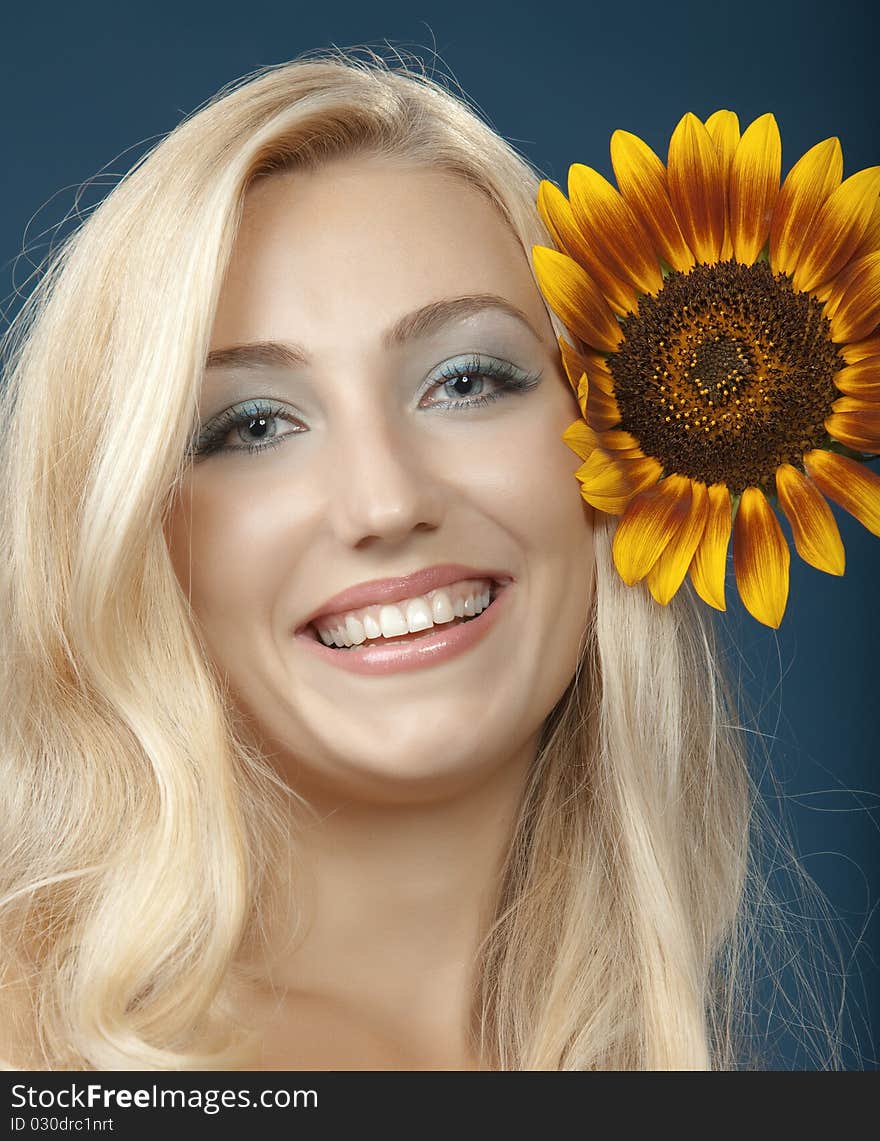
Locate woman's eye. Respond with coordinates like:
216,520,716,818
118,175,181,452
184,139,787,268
421,355,542,410
422,370,497,406
193,402,304,458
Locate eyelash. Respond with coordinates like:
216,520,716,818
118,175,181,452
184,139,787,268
192,355,543,458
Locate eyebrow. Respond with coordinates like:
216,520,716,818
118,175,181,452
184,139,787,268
204,293,543,372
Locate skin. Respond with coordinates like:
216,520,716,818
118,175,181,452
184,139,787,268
164,156,595,1069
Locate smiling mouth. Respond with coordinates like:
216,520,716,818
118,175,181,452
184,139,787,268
314,608,486,649
306,582,503,650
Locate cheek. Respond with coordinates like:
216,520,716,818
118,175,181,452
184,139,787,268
493,393,592,554
164,480,283,630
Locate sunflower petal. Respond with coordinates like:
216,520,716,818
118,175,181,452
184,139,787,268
586,383,622,431
612,474,693,585
539,180,640,316
830,395,880,413
729,114,782,265
599,429,642,451
667,112,726,264
532,246,623,352
689,482,733,610
775,462,845,575
537,180,574,252
732,487,790,628
769,138,843,276
841,335,880,364
705,111,741,172
562,419,599,460
610,129,695,273
705,110,740,259
617,456,665,497
576,450,661,515
646,480,709,604
792,166,880,294
833,356,880,399
824,411,880,452
804,448,880,536
568,164,664,298
558,337,589,391
827,250,880,344
584,355,617,395
854,201,880,261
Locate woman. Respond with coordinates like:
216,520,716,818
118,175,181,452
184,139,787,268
0,49,840,1070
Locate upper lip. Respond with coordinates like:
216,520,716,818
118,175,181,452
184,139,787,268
295,563,515,633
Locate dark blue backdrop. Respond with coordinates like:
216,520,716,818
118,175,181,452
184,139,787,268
2,0,877,1069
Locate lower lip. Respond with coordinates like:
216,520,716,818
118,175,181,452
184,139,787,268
294,583,513,676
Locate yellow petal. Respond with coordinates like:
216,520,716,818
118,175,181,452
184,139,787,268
830,395,880,413
833,356,880,399
586,383,622,431
705,110,740,259
689,482,733,610
576,372,588,417
667,112,726,264
705,111,741,172
775,462,845,575
729,114,781,265
612,474,693,585
646,480,709,604
599,429,642,451
562,419,599,460
538,180,639,317
841,335,880,364
616,455,665,498
769,138,843,276
792,166,880,294
826,250,880,344
824,411,880,452
532,246,623,353
583,354,616,395
568,164,664,298
854,200,880,262
537,180,573,251
803,448,880,536
558,337,584,390
576,450,661,515
610,129,695,273
732,487,790,628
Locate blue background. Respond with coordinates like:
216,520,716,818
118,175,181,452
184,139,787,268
2,0,877,1068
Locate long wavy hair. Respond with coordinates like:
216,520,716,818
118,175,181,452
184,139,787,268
0,47,847,1069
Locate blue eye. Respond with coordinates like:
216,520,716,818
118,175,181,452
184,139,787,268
191,399,305,459
192,355,542,459
422,354,542,412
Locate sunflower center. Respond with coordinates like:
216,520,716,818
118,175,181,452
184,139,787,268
608,260,844,496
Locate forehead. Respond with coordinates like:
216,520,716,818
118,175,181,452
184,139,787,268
211,159,553,352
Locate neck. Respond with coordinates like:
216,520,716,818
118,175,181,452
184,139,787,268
251,735,538,1061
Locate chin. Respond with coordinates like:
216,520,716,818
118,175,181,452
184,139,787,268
282,731,497,805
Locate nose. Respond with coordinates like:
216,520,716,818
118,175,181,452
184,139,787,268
324,408,446,549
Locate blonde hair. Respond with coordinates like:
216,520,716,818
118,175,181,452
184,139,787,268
0,46,848,1069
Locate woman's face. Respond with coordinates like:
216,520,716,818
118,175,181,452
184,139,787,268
165,157,595,803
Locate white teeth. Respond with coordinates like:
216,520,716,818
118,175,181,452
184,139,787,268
345,614,366,645
379,604,409,638
312,577,497,649
431,589,454,624
405,597,434,632
362,612,382,639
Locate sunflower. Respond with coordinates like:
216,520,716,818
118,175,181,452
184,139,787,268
533,110,880,627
